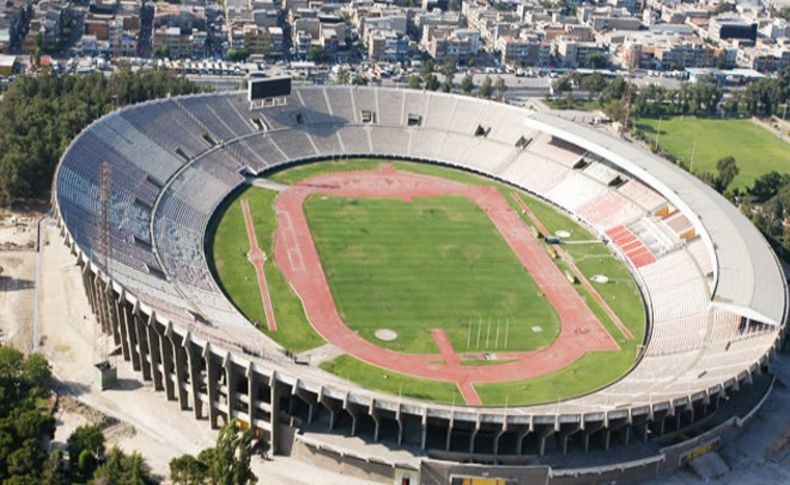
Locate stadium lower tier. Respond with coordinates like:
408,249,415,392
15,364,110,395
54,87,786,477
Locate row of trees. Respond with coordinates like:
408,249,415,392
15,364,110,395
551,67,789,122
742,172,790,260
0,68,207,205
334,60,509,99
0,347,53,483
0,347,154,483
1,345,262,483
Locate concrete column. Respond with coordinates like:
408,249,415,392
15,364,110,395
270,376,282,454
158,324,176,401
580,422,604,453
169,328,189,410
246,365,256,426
493,422,507,456
81,264,96,311
344,398,361,437
224,354,238,422
116,293,130,361
319,389,341,431
420,410,428,450
516,429,530,455
370,404,381,441
184,335,203,419
204,346,220,428
108,287,122,346
395,405,404,446
134,313,151,381
146,314,163,391
445,413,455,451
559,424,581,456
293,382,316,425
127,304,142,371
469,416,481,454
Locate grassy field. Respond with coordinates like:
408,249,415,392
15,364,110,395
212,159,647,405
635,117,790,189
320,355,463,404
304,194,561,354
209,186,324,353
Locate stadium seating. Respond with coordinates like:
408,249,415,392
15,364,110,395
54,86,782,423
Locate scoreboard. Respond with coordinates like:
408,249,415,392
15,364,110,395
248,76,292,102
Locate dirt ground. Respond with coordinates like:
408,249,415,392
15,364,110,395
0,209,39,352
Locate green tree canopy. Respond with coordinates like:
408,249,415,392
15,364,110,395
169,422,257,485
460,73,474,94
479,76,493,98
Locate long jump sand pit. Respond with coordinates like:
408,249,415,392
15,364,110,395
274,164,618,405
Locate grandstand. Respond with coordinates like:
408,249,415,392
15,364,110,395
53,86,786,482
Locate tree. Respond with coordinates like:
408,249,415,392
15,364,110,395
479,76,493,98
407,74,423,90
41,450,69,485
601,76,627,102
580,73,607,100
441,57,457,75
494,76,507,99
91,447,149,485
552,76,572,95
0,69,205,204
308,46,325,63
460,73,474,94
170,422,257,485
714,156,739,194
67,425,105,481
170,454,208,485
226,49,249,62
351,74,368,85
335,68,350,85
585,52,608,69
603,99,626,123
749,171,789,203
424,73,440,91
419,59,434,79
441,73,454,93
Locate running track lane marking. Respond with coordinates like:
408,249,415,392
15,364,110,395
273,166,620,405
431,329,482,405
513,192,635,340
240,199,278,332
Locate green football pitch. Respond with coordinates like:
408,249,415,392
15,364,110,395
636,117,790,189
304,194,561,354
209,159,646,405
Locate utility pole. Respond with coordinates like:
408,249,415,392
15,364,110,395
621,47,635,135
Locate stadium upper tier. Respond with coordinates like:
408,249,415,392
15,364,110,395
53,86,785,421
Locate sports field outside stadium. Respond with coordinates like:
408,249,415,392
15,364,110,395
635,117,790,189
209,159,646,406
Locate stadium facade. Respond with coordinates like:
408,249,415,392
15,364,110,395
53,87,786,483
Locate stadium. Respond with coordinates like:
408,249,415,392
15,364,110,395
53,85,786,483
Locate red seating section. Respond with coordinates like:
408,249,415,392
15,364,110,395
606,225,657,267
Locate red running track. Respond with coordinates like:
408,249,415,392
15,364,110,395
241,199,279,332
273,165,619,405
